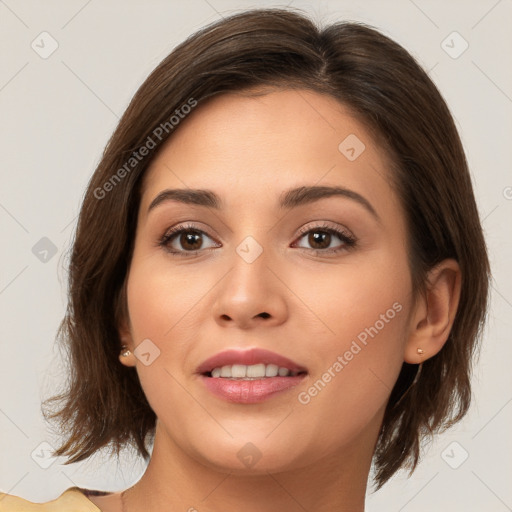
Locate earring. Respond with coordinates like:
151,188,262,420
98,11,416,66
417,348,424,355
120,345,131,357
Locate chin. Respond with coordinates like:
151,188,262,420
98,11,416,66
198,447,303,476
182,426,319,475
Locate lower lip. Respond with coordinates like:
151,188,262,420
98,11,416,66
200,374,307,403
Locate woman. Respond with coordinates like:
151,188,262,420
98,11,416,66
0,7,489,512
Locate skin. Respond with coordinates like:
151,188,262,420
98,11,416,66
90,88,461,512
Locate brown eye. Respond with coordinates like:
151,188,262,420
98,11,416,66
159,224,220,256
293,224,356,254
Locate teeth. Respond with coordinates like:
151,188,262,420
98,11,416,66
209,363,300,379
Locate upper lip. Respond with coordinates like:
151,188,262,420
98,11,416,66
196,348,308,375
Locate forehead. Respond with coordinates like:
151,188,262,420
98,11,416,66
139,88,397,216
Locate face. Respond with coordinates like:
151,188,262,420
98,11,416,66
120,88,416,474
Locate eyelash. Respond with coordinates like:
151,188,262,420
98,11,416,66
158,222,357,257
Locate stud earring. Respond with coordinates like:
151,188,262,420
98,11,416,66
120,345,131,357
417,348,424,355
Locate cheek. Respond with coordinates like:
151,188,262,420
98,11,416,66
124,253,221,404
288,253,410,402
125,253,213,341
123,257,201,427
288,247,410,352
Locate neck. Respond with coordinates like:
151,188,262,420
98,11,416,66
123,421,378,512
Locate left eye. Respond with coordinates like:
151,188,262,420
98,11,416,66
293,226,356,252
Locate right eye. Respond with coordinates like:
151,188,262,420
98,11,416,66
159,223,221,256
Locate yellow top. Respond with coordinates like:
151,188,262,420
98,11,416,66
0,488,104,511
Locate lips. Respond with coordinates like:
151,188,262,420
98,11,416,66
196,348,308,376
196,348,308,403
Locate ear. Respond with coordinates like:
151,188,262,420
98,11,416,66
118,318,137,368
404,259,461,364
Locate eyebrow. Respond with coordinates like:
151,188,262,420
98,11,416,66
147,185,379,221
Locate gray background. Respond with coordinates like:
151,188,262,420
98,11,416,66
0,1,511,510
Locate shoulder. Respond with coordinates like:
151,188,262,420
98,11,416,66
0,487,102,511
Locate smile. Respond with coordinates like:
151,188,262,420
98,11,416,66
197,348,308,403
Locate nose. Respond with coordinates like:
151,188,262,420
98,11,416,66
211,247,288,330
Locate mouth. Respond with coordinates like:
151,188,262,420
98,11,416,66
197,348,308,403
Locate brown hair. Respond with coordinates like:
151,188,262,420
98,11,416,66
44,8,490,489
